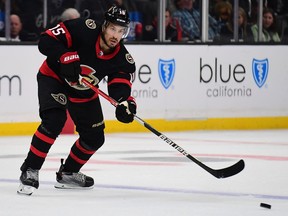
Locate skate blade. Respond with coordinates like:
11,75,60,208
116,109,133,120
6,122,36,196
54,182,94,190
17,183,36,195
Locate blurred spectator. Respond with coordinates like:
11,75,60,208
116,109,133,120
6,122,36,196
172,0,220,41
250,8,281,42
0,14,30,41
217,7,253,42
213,1,233,29
238,0,258,24
15,0,76,41
209,0,227,16
238,0,288,25
143,8,182,42
60,8,80,21
0,0,24,33
119,0,143,41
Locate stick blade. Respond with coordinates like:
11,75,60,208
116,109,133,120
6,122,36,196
213,159,245,178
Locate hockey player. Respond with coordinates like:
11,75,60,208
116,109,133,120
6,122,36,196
17,5,136,195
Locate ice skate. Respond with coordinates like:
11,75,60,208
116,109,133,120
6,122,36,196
54,159,94,189
17,163,39,195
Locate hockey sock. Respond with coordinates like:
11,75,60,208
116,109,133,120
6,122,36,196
63,139,97,172
24,109,67,169
25,124,57,169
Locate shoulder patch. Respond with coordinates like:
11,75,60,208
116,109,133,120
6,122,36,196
85,19,97,29
125,53,135,64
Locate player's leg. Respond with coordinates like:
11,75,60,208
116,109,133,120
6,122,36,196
18,73,67,195
55,98,105,189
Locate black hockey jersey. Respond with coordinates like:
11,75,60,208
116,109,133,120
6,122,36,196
38,18,136,102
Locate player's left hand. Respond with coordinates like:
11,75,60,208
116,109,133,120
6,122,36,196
59,51,81,84
115,97,136,123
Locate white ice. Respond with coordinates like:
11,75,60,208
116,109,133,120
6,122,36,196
0,130,287,216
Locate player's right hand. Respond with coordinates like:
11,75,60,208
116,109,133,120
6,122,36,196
59,51,81,83
115,97,137,123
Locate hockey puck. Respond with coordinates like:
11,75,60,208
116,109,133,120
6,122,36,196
260,203,271,209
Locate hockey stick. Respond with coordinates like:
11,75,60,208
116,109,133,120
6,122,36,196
81,78,245,178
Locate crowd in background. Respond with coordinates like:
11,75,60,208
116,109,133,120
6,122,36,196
0,0,288,43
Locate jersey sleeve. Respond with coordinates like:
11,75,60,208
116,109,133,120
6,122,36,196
38,19,83,60
107,70,134,102
107,47,136,102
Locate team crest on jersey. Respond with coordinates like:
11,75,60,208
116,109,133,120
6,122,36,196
85,19,97,29
51,93,67,105
126,53,134,64
252,58,269,88
65,65,99,90
158,59,175,89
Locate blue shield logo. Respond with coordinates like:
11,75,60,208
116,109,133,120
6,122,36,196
252,58,269,88
158,59,175,89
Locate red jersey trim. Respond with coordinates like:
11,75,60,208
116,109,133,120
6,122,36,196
45,29,58,40
69,151,87,165
30,145,47,158
39,61,62,82
35,130,55,145
75,139,96,155
44,22,72,48
60,22,73,48
68,93,99,103
108,78,132,87
127,96,136,102
95,35,120,60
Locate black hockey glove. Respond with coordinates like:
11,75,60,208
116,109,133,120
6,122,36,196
59,51,81,84
115,97,137,123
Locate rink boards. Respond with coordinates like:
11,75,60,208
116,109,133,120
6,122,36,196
0,44,287,135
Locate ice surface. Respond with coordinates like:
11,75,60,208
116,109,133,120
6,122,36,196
0,130,287,216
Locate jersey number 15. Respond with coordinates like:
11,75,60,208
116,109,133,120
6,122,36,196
49,24,66,36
